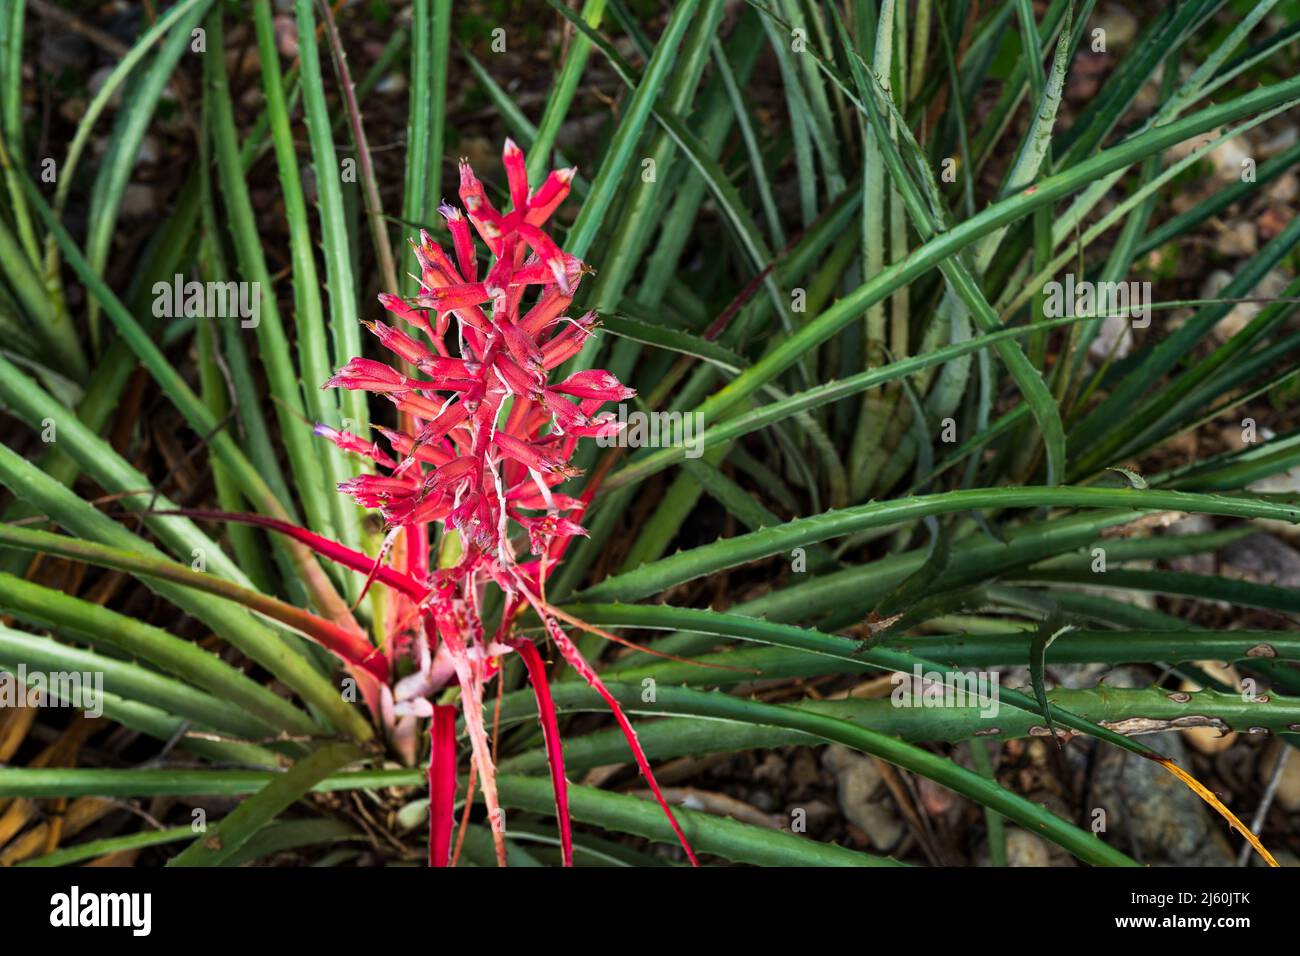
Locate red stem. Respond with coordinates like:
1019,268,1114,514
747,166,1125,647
509,638,573,866
157,509,428,600
428,704,458,867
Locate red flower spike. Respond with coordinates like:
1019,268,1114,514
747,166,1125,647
301,141,692,867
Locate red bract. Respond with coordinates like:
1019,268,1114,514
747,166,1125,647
306,141,697,868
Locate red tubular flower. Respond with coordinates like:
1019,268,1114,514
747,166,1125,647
524,166,575,226
548,369,637,402
323,357,406,392
314,424,397,468
308,141,696,869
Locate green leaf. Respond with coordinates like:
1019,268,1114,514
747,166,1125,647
19,828,197,868
294,0,368,527
248,0,353,549
1028,615,1074,743
497,677,1136,866
84,0,213,350
169,742,363,867
580,486,1300,603
561,0,702,260
1105,466,1149,490
527,0,608,185
0,624,280,742
685,74,1300,430
0,567,316,738
0,442,372,742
